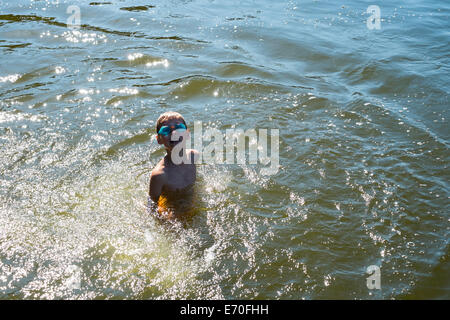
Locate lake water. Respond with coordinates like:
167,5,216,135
0,0,448,299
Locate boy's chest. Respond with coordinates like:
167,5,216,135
165,165,196,191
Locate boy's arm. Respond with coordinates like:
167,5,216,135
149,171,165,203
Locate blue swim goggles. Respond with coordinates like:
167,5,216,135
157,123,187,136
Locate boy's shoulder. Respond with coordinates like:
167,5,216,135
187,148,200,164
188,148,199,156
150,160,168,180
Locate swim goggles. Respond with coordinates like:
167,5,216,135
157,123,187,136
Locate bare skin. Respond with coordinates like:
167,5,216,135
148,117,199,219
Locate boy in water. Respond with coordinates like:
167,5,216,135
148,111,199,219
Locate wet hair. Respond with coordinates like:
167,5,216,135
156,111,187,134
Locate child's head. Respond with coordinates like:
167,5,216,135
156,111,187,134
156,111,188,151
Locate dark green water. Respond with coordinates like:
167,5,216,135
0,0,448,299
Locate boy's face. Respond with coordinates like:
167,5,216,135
156,117,189,151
